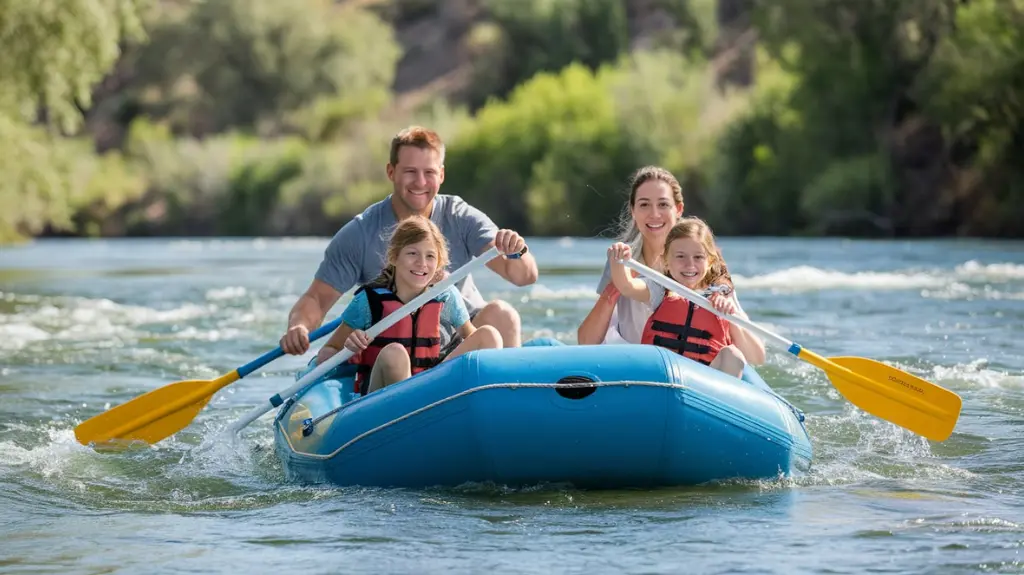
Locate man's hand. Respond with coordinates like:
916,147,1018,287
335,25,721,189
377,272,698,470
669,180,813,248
281,325,311,355
484,229,538,287
494,229,527,257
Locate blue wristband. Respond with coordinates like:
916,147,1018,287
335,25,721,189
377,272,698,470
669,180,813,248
506,245,528,259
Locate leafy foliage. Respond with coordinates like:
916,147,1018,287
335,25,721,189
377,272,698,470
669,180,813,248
3,0,1024,242
0,0,148,242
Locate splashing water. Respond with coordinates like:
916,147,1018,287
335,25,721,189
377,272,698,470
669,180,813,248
1,237,1022,573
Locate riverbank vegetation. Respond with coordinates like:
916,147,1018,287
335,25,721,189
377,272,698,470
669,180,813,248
2,0,1022,243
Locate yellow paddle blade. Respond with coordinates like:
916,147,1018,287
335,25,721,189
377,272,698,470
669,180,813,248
820,355,962,442
73,373,238,447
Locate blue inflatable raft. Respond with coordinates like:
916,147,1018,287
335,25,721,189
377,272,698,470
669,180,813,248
273,340,812,489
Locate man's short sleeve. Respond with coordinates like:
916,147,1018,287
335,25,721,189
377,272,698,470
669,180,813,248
453,198,498,256
339,290,372,331
315,219,365,294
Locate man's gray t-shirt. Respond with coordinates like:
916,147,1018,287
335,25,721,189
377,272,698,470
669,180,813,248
315,194,497,317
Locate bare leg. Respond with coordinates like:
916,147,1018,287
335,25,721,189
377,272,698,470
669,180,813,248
710,345,747,379
442,325,503,363
366,342,412,394
471,300,521,348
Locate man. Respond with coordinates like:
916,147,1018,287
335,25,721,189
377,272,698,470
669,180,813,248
280,125,539,357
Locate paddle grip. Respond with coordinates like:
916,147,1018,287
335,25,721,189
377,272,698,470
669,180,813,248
237,316,346,378
227,246,502,434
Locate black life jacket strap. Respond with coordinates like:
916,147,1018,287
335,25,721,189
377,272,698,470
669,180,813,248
653,301,714,364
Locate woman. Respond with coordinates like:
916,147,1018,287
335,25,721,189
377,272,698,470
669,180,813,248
577,166,684,344
607,217,765,376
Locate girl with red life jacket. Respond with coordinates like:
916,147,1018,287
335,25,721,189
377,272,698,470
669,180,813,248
607,217,766,378
316,216,503,395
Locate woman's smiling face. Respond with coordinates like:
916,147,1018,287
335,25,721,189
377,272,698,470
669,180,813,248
631,180,682,245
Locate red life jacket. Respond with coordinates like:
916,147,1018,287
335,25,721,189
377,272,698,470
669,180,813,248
349,285,443,395
641,291,732,365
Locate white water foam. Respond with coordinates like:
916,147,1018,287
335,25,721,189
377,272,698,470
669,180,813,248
482,259,1024,304
733,259,1024,295
955,260,1024,280
0,324,51,350
921,283,1024,301
0,292,218,350
205,286,248,301
0,426,96,482
734,266,946,292
518,285,598,302
929,359,1024,390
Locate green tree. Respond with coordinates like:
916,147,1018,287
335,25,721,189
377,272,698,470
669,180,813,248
466,0,630,109
446,62,651,236
130,0,400,136
0,0,148,243
709,0,959,235
917,0,1024,235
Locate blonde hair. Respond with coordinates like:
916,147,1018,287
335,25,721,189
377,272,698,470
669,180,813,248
614,166,685,260
662,217,732,289
368,216,450,288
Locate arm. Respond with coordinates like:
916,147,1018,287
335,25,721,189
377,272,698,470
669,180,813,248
282,220,363,354
718,293,766,366
445,286,477,340
608,243,650,304
456,321,477,340
282,279,342,354
577,281,619,345
456,198,538,287
315,291,372,364
316,322,355,364
483,231,538,287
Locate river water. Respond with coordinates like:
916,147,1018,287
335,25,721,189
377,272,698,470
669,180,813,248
1,237,1022,574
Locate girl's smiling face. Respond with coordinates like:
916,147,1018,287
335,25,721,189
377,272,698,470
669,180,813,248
393,238,440,291
666,236,709,289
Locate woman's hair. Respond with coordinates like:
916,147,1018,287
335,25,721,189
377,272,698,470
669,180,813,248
662,217,732,289
367,215,450,288
613,166,685,257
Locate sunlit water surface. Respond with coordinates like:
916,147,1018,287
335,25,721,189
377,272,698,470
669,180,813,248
1,237,1022,574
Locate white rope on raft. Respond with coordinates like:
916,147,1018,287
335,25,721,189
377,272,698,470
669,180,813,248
276,380,805,460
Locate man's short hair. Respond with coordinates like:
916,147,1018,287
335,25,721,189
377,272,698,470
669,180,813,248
389,126,446,166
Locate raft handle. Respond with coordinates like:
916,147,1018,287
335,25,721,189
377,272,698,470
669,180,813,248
555,376,597,400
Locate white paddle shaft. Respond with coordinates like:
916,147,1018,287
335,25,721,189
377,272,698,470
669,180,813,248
228,246,501,434
621,259,797,353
